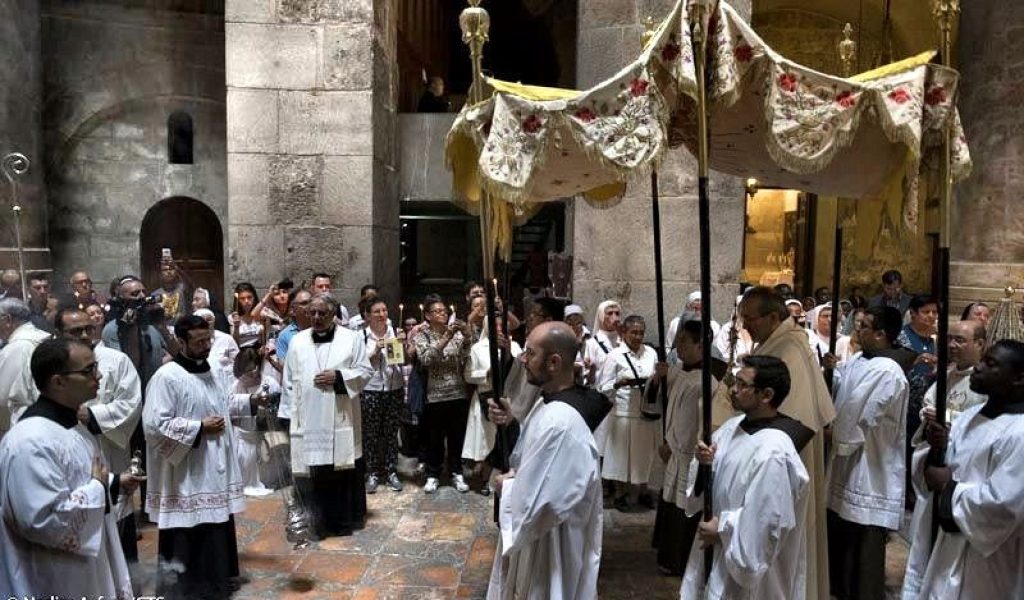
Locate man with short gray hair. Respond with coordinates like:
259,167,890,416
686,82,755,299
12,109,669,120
0,298,52,437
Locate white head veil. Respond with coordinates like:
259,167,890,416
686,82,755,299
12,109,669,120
592,300,621,334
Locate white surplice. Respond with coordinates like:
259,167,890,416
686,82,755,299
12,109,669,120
488,400,603,600
0,414,132,599
680,415,810,600
0,321,51,435
143,361,247,529
910,367,987,447
210,329,240,382
659,365,714,509
827,353,908,530
278,326,372,475
86,345,143,473
463,336,521,461
597,343,659,484
901,403,1024,600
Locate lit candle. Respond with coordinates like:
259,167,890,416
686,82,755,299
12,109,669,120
450,304,456,317
399,303,404,323
419,304,424,321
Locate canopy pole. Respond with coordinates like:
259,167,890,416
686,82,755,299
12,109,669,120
929,0,959,466
691,0,715,584
641,22,671,431
2,152,30,301
826,202,843,391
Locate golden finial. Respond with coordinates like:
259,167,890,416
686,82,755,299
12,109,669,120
838,23,857,77
1005,286,1016,298
460,0,490,105
641,15,657,48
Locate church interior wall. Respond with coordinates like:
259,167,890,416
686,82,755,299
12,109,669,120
41,0,227,291
0,0,49,273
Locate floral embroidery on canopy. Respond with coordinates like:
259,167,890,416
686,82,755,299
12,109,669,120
445,0,972,259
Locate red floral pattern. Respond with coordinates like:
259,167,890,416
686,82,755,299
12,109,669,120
733,44,754,63
661,42,681,62
522,114,543,134
779,72,798,93
925,86,947,106
629,77,650,97
835,90,856,108
574,107,597,123
888,88,912,104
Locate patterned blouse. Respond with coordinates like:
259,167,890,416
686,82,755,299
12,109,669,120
413,326,471,404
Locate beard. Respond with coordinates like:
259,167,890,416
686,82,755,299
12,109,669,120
525,367,551,387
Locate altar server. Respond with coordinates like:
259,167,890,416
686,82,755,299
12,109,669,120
681,355,813,600
0,338,138,598
901,340,1024,600
144,315,252,598
488,322,604,600
826,306,909,600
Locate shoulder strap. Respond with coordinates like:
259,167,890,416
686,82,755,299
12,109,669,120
597,338,610,354
622,352,642,380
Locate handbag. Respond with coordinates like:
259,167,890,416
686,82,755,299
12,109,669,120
624,352,660,421
407,360,428,417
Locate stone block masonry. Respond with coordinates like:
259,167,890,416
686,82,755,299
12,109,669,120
226,0,399,309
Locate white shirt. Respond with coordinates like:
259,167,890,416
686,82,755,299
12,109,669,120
681,415,810,600
488,400,602,600
582,329,619,386
85,346,143,473
0,321,51,434
902,402,1024,600
0,410,132,598
143,361,247,529
659,365,713,508
828,353,908,530
361,324,404,392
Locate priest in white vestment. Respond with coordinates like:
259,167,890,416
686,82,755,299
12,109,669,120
681,355,813,600
278,294,373,538
825,306,909,600
0,298,52,437
901,340,1024,600
0,338,139,599
489,322,604,600
56,307,144,562
597,314,659,511
739,287,835,600
144,315,253,598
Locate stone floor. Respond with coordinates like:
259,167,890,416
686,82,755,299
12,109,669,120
135,482,909,599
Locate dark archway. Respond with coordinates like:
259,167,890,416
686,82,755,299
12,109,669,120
141,197,223,303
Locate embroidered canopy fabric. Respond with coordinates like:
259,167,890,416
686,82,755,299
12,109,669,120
446,0,972,257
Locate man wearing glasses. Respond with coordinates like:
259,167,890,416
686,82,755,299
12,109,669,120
0,337,142,598
56,307,143,563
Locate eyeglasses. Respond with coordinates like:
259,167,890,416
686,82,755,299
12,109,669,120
62,362,99,377
64,325,97,337
733,378,757,390
307,310,333,318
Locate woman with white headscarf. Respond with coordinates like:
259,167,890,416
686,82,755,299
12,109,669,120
666,291,720,360
583,300,622,384
462,316,521,495
808,302,852,363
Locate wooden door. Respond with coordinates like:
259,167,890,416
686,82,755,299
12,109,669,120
140,197,224,303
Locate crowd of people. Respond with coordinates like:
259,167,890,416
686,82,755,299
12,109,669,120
0,262,1022,600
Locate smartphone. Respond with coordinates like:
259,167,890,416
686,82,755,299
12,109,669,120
161,248,172,261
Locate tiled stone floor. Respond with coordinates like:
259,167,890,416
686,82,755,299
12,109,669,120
135,483,909,599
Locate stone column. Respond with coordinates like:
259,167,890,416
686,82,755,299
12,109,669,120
225,0,399,306
950,0,1024,307
0,0,49,275
573,0,750,325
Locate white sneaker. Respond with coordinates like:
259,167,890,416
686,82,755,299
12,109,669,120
424,477,439,494
452,474,470,493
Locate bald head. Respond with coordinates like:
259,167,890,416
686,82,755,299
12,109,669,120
949,319,986,369
522,321,580,390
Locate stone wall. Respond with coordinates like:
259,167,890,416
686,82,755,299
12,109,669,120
951,0,1024,306
573,0,750,333
225,0,400,308
41,0,226,287
0,0,49,274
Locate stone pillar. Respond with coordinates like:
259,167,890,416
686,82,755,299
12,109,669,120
225,0,399,306
0,0,49,275
950,0,1024,307
573,0,750,326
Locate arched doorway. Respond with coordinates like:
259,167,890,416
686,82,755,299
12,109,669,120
140,197,224,304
